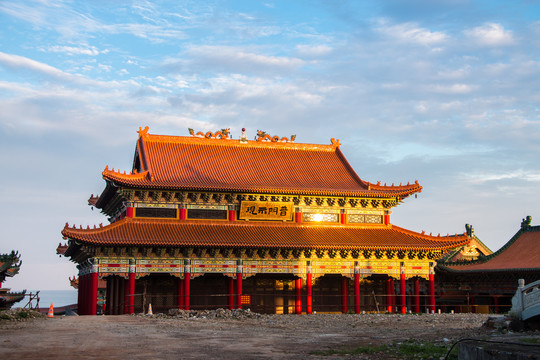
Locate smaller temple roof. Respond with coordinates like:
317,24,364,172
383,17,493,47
98,127,422,199
0,251,22,283
61,217,469,253
439,217,540,273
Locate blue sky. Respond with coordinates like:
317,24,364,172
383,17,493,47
1,0,539,290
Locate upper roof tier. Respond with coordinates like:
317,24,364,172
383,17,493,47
101,127,422,198
439,217,540,273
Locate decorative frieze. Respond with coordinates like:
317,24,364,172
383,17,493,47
92,256,432,280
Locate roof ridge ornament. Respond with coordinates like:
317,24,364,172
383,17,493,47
256,130,296,142
188,128,231,139
521,215,532,229
330,138,341,147
137,126,149,138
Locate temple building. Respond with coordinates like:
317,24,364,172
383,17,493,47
0,251,25,310
437,216,540,314
59,127,471,315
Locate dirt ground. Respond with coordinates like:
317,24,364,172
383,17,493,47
0,312,522,359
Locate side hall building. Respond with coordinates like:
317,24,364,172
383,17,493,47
58,127,471,315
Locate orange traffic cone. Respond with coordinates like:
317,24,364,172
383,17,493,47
147,303,153,315
47,303,54,318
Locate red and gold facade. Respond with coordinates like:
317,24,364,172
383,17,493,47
59,128,470,315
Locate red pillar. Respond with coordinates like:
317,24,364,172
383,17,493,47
77,273,84,315
354,273,360,314
128,261,136,314
86,273,91,315
429,274,435,313
386,278,392,313
340,212,347,224
179,208,187,220
228,277,234,310
493,295,499,314
399,263,407,314
89,264,98,316
177,277,184,310
184,261,191,310
295,278,302,314
390,278,396,313
295,211,302,223
79,273,87,315
126,207,134,218
228,209,236,221
414,278,420,313
341,277,348,313
124,278,129,314
306,271,313,315
236,275,243,309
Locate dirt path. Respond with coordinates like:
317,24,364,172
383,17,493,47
0,313,493,359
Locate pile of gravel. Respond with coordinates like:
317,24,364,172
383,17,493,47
137,308,267,320
0,309,44,322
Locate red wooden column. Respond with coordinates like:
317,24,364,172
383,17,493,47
354,262,360,314
89,260,99,316
386,278,392,313
79,272,87,315
179,207,187,220
236,261,243,309
126,260,136,314
229,206,236,221
124,278,129,314
341,276,348,313
177,277,184,310
306,262,313,314
184,260,191,311
390,278,396,313
413,278,420,313
493,295,499,314
84,272,90,316
400,262,406,314
429,263,436,313
295,208,302,223
295,278,302,314
228,277,235,310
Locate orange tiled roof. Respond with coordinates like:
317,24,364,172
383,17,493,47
441,225,540,272
101,130,422,198
61,217,469,251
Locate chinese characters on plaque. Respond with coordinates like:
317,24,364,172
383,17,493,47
239,201,294,221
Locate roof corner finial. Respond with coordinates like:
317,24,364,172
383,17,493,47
137,126,149,138
330,138,341,147
465,224,474,237
521,215,532,229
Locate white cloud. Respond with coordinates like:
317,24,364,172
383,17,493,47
375,20,448,46
430,83,475,94
296,44,333,57
0,51,75,80
462,169,540,184
181,46,305,73
44,45,102,56
464,23,515,46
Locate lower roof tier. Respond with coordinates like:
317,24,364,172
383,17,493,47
62,217,470,251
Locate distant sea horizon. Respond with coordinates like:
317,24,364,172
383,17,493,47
21,289,78,308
